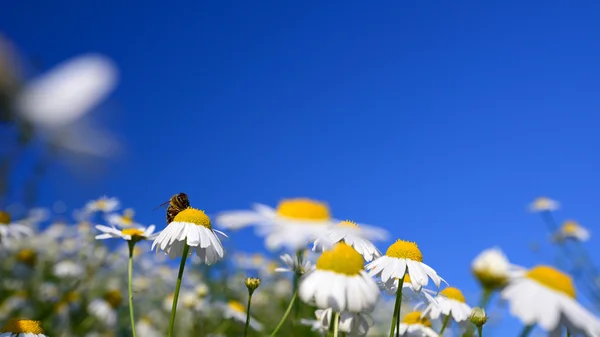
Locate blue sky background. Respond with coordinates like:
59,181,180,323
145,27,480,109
3,1,600,335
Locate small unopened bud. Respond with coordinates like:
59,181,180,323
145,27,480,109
470,307,487,327
245,277,261,294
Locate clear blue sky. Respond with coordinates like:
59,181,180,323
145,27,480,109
3,1,600,334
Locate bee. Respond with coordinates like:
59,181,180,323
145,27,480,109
154,193,190,224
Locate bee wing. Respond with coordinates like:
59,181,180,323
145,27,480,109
153,200,171,211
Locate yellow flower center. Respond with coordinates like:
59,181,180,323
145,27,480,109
97,199,107,210
228,300,246,313
386,240,423,262
65,291,80,303
0,211,11,225
402,312,432,327
173,208,211,228
316,242,364,275
338,220,359,228
1,319,45,333
122,208,135,225
561,221,580,234
276,198,330,221
122,228,145,238
526,265,576,299
103,290,123,309
16,249,37,267
440,287,466,303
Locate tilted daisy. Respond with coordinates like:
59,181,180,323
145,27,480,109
216,198,336,251
379,274,437,304
221,300,263,331
501,265,600,335
397,312,438,337
471,247,511,291
299,242,380,312
0,211,33,247
0,319,46,337
87,290,122,327
554,220,590,242
529,196,560,212
106,208,139,228
275,253,314,275
85,196,119,213
421,287,473,323
367,240,443,292
312,220,388,262
95,224,158,242
151,208,226,264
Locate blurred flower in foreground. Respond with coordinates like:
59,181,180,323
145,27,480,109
0,210,32,247
275,253,313,275
221,300,263,331
422,287,473,323
299,242,380,312
529,197,560,212
136,317,161,337
471,247,511,291
501,265,600,335
554,220,590,242
367,239,443,292
312,219,388,262
396,312,437,337
152,208,226,263
216,198,336,251
0,319,47,337
88,289,123,327
302,308,372,336
85,196,119,214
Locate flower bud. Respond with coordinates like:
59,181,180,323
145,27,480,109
245,277,261,294
470,307,487,327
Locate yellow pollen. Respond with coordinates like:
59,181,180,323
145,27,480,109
122,228,145,237
402,312,432,327
103,290,123,309
338,220,359,228
228,300,246,313
386,240,423,262
526,265,576,299
316,242,364,275
1,319,45,333
173,208,211,228
276,198,331,221
0,211,11,225
440,287,466,303
561,221,580,234
16,249,37,267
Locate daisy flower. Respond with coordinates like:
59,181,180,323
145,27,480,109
53,260,84,278
471,247,511,291
216,198,337,251
106,208,139,228
299,242,380,312
275,253,313,275
87,290,122,327
95,224,157,242
501,265,600,335
421,287,473,323
312,220,388,262
0,319,47,337
397,312,438,337
379,274,437,304
85,196,119,214
529,196,560,212
554,220,590,242
0,211,33,247
151,208,226,263
222,300,263,331
366,240,443,292
136,317,161,337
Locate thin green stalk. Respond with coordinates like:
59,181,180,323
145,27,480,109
519,325,534,337
332,312,340,337
389,274,406,337
167,243,190,337
566,331,570,337
128,242,137,337
479,288,493,309
439,315,450,335
269,290,298,337
244,292,253,337
477,326,483,337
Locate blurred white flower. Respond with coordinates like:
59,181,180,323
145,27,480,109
87,290,122,327
312,220,387,262
302,308,372,336
106,208,139,228
221,300,263,331
85,196,119,213
0,210,33,248
95,224,157,241
53,260,84,278
136,318,161,337
421,287,473,323
554,220,590,242
471,247,511,290
529,197,560,212
275,253,313,275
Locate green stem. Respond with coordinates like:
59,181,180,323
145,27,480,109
479,288,493,309
244,292,253,337
167,243,190,337
566,330,570,337
214,320,230,334
439,315,450,335
477,326,483,337
333,312,340,337
128,242,137,337
519,325,534,337
269,290,298,337
389,274,406,337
